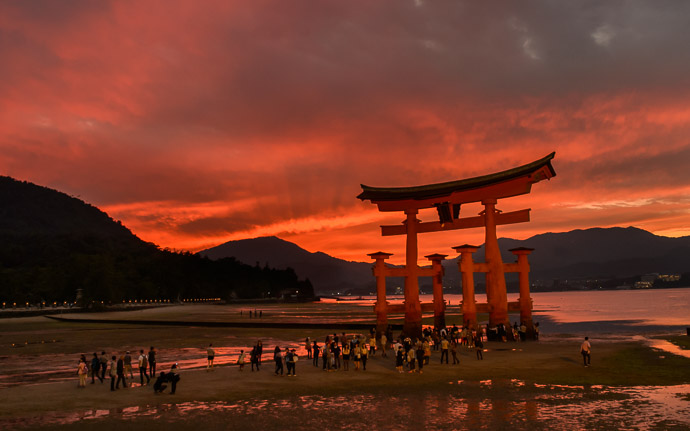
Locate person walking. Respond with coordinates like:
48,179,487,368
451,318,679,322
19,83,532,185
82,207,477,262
138,349,150,385
581,337,591,367
99,351,108,382
305,337,312,359
416,344,425,374
475,336,484,360
333,343,341,370
290,349,298,377
361,341,369,371
286,349,298,376
237,350,246,371
450,341,459,365
274,346,284,376
322,342,330,371
380,333,388,358
440,338,450,364
395,346,404,373
342,342,350,371
77,358,88,388
353,343,361,371
124,351,134,379
250,346,260,372
256,340,263,366
207,344,215,371
312,341,320,367
148,347,157,377
108,355,118,391
407,347,416,373
116,355,127,389
91,353,102,384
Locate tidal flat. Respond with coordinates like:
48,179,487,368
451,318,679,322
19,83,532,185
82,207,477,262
1,303,689,430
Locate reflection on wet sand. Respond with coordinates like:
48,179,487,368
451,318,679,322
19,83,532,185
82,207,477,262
4,382,689,430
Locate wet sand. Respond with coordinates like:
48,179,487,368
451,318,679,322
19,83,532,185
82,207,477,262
1,306,689,429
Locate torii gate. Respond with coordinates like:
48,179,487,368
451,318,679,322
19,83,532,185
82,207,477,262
358,153,556,338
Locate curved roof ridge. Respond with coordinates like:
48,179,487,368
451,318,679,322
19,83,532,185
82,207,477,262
357,152,555,202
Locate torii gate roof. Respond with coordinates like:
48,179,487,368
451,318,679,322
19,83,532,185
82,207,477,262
358,152,556,211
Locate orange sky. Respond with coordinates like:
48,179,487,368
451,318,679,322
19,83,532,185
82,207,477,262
2,1,690,264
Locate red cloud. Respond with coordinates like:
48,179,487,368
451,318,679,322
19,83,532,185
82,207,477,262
2,1,690,262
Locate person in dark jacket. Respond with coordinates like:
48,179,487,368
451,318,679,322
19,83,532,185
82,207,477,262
250,346,260,372
91,353,102,384
274,346,284,376
116,355,127,389
167,363,180,394
312,341,320,367
416,344,425,374
153,371,168,393
153,364,180,394
148,346,157,376
99,351,108,381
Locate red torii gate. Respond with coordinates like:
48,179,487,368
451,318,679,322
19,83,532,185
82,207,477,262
358,153,556,338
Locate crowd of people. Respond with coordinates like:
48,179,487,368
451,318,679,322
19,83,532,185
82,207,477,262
76,346,179,394
75,323,550,391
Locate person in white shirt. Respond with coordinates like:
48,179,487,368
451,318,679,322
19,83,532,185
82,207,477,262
138,349,150,385
580,337,591,367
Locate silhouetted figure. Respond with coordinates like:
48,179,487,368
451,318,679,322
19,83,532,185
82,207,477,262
274,346,284,375
148,347,157,376
116,355,127,388
91,353,102,384
475,336,484,360
312,342,320,366
153,372,167,393
99,351,108,382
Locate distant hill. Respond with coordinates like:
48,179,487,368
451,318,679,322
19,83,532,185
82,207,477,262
200,237,375,295
202,227,690,294
491,227,690,281
0,176,313,303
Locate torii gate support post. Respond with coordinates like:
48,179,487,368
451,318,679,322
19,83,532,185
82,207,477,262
482,199,510,329
369,252,393,337
425,253,447,330
453,245,479,330
510,248,535,338
403,209,423,338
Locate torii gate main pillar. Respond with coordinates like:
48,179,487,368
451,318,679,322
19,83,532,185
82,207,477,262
369,252,393,337
426,253,448,330
403,209,422,338
482,198,509,327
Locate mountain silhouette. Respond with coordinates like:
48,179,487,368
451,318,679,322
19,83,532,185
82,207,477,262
490,227,690,281
200,236,375,295
0,176,313,303
202,227,690,294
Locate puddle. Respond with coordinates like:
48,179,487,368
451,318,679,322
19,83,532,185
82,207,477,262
632,336,690,359
2,383,689,430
